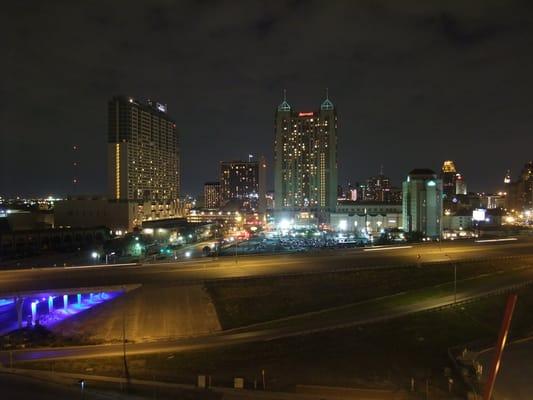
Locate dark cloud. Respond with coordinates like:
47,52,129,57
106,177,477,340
1,0,533,197
146,4,174,33
252,14,278,37
420,12,509,47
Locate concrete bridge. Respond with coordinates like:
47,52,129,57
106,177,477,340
0,284,141,332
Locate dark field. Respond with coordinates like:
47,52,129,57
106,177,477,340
206,257,533,328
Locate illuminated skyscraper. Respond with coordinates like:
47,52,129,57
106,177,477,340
506,161,533,211
455,173,467,195
107,96,180,202
219,156,266,212
402,169,443,238
274,92,338,217
504,170,512,185
440,160,457,199
204,182,221,209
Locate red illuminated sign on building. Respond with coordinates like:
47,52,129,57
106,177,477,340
298,112,314,117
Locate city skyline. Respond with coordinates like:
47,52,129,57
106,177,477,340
3,4,533,399
2,1,533,197
2,88,529,199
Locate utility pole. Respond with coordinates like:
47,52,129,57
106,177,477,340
454,262,457,304
79,379,85,400
445,254,457,305
122,287,130,387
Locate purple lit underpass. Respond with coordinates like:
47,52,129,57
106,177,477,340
0,284,141,335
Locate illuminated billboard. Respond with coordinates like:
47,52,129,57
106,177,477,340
472,209,486,222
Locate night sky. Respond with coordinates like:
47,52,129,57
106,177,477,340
2,1,533,198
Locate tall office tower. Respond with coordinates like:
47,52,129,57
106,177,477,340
402,169,443,238
504,170,512,185
274,92,338,218
365,171,392,202
258,155,267,214
204,182,221,209
440,160,457,199
455,173,467,195
519,161,533,209
220,158,264,212
506,161,533,211
346,183,358,201
107,96,180,202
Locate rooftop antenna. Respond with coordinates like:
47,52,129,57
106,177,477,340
283,88,287,101
380,164,384,175
326,87,329,100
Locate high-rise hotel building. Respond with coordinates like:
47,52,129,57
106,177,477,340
204,181,221,209
219,156,267,213
274,94,338,218
107,96,180,202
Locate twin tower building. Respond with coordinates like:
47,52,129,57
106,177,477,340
274,93,338,221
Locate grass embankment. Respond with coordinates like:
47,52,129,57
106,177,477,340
206,257,533,329
19,285,533,396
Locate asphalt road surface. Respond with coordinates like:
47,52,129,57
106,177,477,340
1,238,532,296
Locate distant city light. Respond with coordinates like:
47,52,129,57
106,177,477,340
278,219,291,231
338,219,348,231
473,209,486,222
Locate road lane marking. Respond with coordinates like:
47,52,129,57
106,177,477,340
363,246,413,252
475,238,518,243
63,263,138,270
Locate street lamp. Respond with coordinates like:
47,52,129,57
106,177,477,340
445,254,457,305
105,251,115,265
91,251,99,264
78,379,85,399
